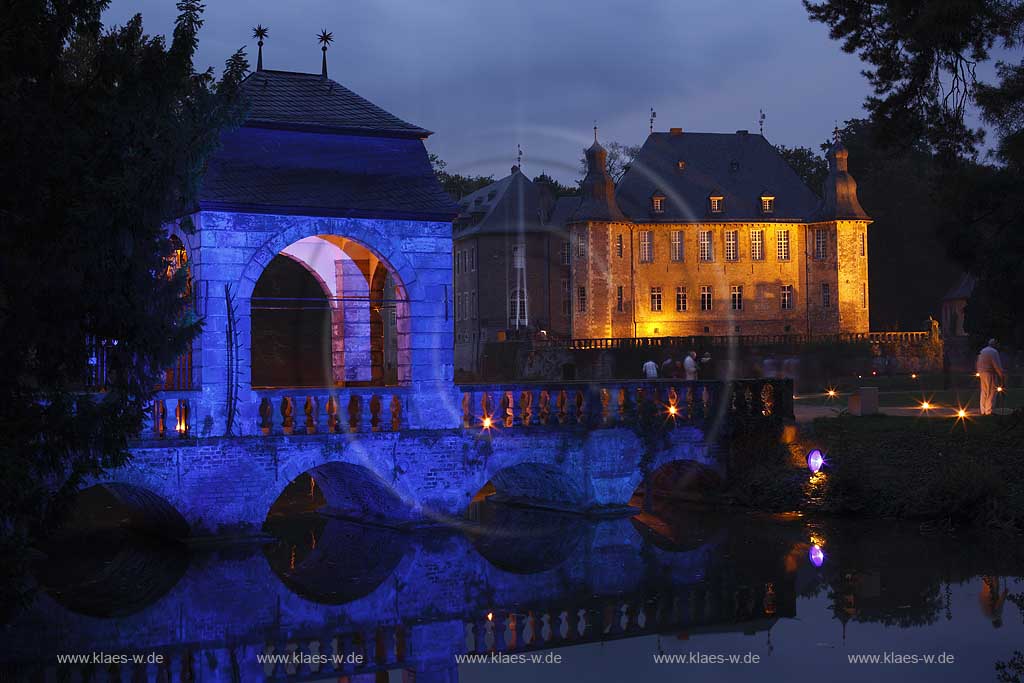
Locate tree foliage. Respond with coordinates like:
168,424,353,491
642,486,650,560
578,141,641,182
0,0,249,551
532,171,580,197
776,144,829,196
806,0,1024,345
428,153,494,200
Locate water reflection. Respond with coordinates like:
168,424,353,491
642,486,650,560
1,505,1022,682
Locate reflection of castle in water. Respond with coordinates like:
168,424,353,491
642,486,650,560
7,507,803,682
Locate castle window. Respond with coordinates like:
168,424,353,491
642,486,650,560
652,194,665,213
617,285,625,313
560,240,570,266
471,290,477,318
577,286,587,313
822,283,831,308
699,230,714,261
761,195,775,214
862,282,868,308
725,230,738,261
670,230,683,262
639,230,654,263
455,250,461,275
814,228,827,260
469,246,476,271
749,229,765,262
861,233,866,257
676,286,688,312
700,285,713,311
575,233,587,260
709,195,724,213
781,284,794,310
650,286,663,312
509,288,528,326
777,229,791,261
512,244,525,269
561,278,570,316
616,234,624,258
731,285,743,311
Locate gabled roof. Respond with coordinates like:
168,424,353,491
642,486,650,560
942,273,976,302
199,127,456,221
240,69,430,138
616,131,821,222
453,168,567,237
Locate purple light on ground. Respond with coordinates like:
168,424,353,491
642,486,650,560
809,545,825,567
807,449,824,473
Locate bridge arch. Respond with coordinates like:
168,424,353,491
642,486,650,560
63,482,190,539
268,460,412,524
631,459,724,512
468,461,592,513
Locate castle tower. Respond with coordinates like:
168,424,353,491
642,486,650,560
568,130,628,338
808,138,872,334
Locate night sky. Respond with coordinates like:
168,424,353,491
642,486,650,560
104,0,873,183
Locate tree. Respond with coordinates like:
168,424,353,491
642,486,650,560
428,153,494,200
0,0,248,561
532,171,580,197
805,0,1024,345
578,141,641,182
776,144,829,196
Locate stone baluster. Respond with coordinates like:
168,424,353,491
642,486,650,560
574,390,585,425
537,390,551,425
153,398,167,438
369,394,382,432
492,613,507,651
346,394,361,433
501,391,515,428
461,391,472,428
479,391,494,428
280,396,295,435
325,395,339,434
475,617,491,652
390,394,403,431
564,608,579,640
519,390,534,426
556,389,568,424
304,396,318,435
175,399,189,437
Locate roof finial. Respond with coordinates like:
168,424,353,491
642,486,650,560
252,24,268,72
649,107,657,134
759,108,766,136
593,120,598,143
318,29,334,79
516,143,523,169
833,121,840,145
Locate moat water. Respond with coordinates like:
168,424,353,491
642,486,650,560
2,502,1022,682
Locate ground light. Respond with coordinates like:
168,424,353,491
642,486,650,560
826,388,837,398
806,449,824,473
919,401,934,411
809,545,825,567
481,416,493,430
667,404,678,417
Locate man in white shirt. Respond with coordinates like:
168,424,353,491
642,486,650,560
642,359,659,379
683,350,699,381
976,338,1005,415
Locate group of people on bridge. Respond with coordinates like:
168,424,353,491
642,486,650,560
642,351,711,381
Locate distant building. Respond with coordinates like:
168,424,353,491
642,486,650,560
452,126,872,373
941,273,975,337
452,167,575,373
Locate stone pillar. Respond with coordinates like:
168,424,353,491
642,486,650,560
337,257,372,383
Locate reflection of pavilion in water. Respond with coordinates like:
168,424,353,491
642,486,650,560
9,508,800,682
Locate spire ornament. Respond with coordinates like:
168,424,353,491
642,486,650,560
252,24,268,71
318,29,334,79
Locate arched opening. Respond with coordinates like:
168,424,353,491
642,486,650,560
61,483,190,539
266,461,410,524
467,462,588,515
251,235,409,388
630,460,723,514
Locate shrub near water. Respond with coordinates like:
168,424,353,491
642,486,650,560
813,415,1024,530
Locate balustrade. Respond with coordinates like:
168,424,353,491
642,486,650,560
255,388,407,436
458,379,791,431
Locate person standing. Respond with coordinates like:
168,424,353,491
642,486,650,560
642,358,659,379
976,338,1005,415
683,350,699,381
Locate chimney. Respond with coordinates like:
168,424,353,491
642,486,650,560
736,129,749,135
670,127,683,136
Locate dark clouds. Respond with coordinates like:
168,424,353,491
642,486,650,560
104,0,871,183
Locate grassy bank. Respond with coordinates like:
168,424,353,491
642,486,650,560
726,413,1024,531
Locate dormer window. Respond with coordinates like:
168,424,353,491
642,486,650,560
709,195,724,214
761,195,775,214
677,160,686,171
651,193,665,213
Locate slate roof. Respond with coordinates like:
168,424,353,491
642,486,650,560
942,273,976,302
453,169,568,236
199,127,456,221
194,70,456,220
240,70,430,137
616,132,822,222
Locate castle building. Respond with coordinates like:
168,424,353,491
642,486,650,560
453,126,871,373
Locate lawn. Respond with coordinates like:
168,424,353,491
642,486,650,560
796,387,1024,410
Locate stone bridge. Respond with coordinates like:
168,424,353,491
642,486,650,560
100,378,792,534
